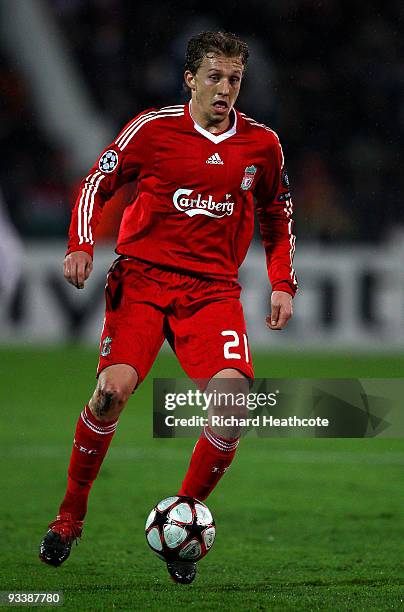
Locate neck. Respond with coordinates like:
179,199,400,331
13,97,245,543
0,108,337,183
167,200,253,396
190,99,231,134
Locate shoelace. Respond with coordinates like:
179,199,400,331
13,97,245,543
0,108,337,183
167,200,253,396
49,516,83,541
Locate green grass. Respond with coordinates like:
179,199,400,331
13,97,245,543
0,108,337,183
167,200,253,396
1,348,403,611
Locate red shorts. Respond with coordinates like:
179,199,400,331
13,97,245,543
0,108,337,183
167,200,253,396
97,257,254,385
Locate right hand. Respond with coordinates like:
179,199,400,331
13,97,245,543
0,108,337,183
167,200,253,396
64,251,93,289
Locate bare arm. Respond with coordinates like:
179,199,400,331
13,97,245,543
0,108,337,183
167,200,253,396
64,251,93,289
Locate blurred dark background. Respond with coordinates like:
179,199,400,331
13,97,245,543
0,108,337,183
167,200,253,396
0,0,402,244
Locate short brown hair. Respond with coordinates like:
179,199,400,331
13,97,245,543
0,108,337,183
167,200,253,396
185,31,249,74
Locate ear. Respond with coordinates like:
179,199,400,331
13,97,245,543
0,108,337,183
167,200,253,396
184,70,196,91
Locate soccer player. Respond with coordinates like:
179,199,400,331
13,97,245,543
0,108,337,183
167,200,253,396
39,31,297,583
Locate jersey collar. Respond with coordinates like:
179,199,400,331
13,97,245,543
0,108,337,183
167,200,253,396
188,100,237,144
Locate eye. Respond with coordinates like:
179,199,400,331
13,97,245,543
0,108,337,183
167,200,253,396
209,75,220,82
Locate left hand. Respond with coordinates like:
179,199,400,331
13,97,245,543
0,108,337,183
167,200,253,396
266,290,293,330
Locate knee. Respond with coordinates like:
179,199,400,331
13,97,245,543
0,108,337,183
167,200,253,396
89,379,132,421
219,397,249,421
208,374,250,420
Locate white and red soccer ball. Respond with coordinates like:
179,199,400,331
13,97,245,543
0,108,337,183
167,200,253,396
145,496,216,562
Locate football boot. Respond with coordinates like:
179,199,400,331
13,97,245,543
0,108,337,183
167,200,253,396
166,560,197,584
39,513,83,567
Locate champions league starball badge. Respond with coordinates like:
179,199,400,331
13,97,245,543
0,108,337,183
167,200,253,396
281,167,290,188
99,150,119,173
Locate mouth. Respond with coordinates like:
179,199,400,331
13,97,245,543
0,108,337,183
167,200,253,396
212,100,229,115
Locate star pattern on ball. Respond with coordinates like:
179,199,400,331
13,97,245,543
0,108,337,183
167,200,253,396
99,150,119,173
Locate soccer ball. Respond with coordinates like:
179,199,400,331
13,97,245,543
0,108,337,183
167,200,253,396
145,496,216,562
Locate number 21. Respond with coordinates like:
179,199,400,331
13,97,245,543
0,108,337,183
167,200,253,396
221,330,249,363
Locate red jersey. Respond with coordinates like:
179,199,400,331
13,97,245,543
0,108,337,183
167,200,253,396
67,102,297,296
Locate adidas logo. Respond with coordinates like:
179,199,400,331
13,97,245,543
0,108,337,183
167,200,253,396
206,152,224,165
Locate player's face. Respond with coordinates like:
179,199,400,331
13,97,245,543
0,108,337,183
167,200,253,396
185,53,244,132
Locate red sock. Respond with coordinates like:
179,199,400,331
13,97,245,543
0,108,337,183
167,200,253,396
59,405,118,520
178,426,240,501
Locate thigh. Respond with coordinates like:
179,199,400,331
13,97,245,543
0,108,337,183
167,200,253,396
169,295,254,383
97,258,165,384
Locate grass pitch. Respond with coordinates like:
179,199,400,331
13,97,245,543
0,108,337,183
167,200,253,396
1,348,403,610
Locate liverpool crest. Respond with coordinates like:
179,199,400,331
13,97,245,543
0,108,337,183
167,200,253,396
240,165,257,190
101,336,112,357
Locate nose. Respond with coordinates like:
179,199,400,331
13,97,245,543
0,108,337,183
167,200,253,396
218,78,230,96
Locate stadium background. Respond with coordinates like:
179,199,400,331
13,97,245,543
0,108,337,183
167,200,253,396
0,1,403,610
